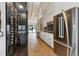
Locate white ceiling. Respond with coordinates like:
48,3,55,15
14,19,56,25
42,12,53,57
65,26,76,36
27,2,49,21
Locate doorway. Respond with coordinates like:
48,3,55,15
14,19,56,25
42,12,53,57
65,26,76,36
28,25,36,33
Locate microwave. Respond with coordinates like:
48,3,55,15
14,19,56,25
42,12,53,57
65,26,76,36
47,22,53,33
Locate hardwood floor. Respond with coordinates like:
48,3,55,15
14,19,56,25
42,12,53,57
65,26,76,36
12,45,27,56
28,32,56,56
11,32,56,56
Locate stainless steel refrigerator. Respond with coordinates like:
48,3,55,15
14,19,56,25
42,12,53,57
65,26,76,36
53,7,79,56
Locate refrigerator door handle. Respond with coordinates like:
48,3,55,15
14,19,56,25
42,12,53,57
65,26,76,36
63,11,70,56
63,11,69,45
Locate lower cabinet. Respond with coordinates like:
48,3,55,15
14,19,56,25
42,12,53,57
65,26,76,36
39,32,54,48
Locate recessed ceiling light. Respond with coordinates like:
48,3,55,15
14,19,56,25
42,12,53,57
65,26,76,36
18,4,24,9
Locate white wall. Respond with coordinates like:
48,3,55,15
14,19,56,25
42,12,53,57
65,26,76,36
0,2,6,56
28,20,37,25
52,2,79,16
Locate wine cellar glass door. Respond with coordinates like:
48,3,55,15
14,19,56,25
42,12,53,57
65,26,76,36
6,2,28,56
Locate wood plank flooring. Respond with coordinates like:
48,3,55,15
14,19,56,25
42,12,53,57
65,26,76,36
28,32,56,56
11,32,56,56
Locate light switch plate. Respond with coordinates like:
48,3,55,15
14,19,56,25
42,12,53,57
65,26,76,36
0,31,3,37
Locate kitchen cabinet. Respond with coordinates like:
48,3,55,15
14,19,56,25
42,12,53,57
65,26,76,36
39,32,54,48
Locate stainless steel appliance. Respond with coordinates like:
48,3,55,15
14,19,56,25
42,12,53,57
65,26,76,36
47,22,53,33
53,7,79,56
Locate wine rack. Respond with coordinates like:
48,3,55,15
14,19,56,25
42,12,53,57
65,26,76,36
6,2,28,56
8,16,16,54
